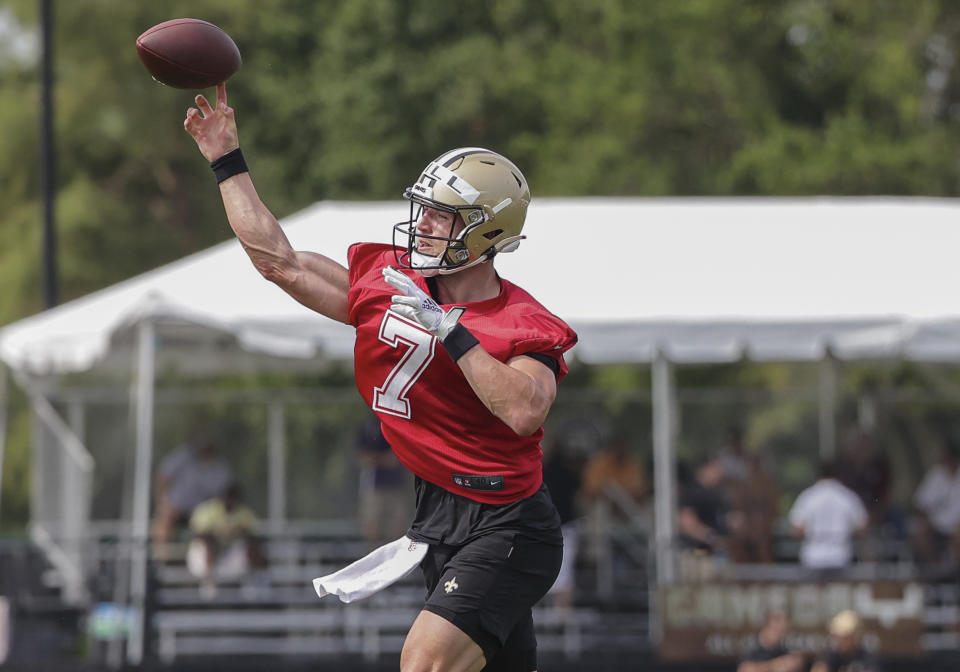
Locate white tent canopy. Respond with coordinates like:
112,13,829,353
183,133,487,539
3,197,960,374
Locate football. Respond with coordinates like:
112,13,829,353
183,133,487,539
136,18,241,89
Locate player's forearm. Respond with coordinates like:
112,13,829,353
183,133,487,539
456,349,553,436
219,173,299,283
217,176,351,322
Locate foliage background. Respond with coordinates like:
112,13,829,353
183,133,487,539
2,0,960,527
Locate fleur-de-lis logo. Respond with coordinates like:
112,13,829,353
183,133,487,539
444,577,459,594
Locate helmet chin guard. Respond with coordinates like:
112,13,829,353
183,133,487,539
393,148,530,276
409,250,442,277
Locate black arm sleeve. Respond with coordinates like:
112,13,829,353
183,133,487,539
524,352,561,379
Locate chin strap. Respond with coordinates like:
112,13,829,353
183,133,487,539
410,250,442,277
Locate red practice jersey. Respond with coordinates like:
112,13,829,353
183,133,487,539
347,243,578,504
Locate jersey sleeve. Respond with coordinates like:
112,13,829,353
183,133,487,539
347,243,397,327
509,312,578,381
347,242,394,286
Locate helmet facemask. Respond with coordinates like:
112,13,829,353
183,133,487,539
393,148,530,277
393,197,489,277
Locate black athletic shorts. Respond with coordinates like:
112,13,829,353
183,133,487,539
407,478,563,670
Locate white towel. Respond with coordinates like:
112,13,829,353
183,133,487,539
313,535,428,603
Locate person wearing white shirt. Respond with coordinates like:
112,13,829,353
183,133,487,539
788,461,868,575
912,441,960,564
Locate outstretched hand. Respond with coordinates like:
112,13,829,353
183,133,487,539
383,266,464,341
183,82,240,162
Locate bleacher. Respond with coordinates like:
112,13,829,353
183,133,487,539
124,515,960,665
5,513,958,668
145,530,636,664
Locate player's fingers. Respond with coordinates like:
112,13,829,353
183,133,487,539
391,295,418,307
183,108,199,130
383,277,405,293
217,82,228,109
382,272,408,291
195,94,214,117
388,304,417,321
383,267,415,291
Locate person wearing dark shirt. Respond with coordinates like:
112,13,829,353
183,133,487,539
835,430,893,531
812,610,882,672
677,457,736,553
543,439,582,526
677,456,746,580
738,610,806,672
355,415,412,544
542,438,585,610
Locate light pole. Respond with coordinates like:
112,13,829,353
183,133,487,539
40,0,58,308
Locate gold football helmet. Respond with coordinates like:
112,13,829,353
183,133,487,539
393,147,531,276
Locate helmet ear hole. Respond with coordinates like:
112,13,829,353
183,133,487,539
483,229,503,240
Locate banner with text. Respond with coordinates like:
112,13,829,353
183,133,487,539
656,580,924,661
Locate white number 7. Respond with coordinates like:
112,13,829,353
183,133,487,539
373,311,436,418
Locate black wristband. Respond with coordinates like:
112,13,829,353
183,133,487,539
441,323,480,362
210,148,248,184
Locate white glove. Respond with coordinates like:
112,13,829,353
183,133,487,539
383,266,465,341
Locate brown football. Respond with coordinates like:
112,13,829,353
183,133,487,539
136,18,241,89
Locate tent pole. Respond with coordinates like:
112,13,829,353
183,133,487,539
60,397,88,603
0,363,7,523
127,320,156,666
818,354,838,462
267,402,287,533
652,352,677,585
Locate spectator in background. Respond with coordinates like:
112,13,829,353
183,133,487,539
677,457,744,578
717,425,750,485
677,457,736,552
788,461,868,578
580,435,651,583
542,437,585,611
811,610,881,672
151,428,234,551
186,482,266,598
912,438,960,565
728,453,780,564
835,430,893,530
737,609,806,672
355,415,412,545
580,436,649,510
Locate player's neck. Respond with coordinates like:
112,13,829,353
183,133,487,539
431,262,501,305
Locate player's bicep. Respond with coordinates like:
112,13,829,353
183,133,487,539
507,354,558,408
286,250,351,324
